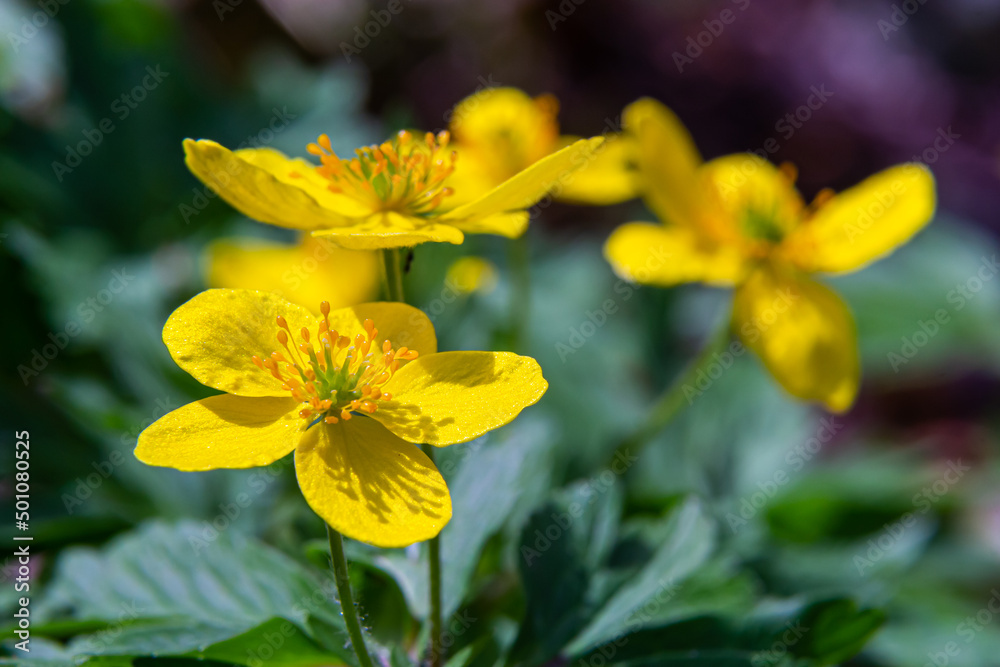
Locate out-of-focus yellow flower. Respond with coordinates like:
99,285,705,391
605,99,937,412
182,128,603,250
136,289,547,547
445,256,498,295
446,87,637,206
205,235,379,312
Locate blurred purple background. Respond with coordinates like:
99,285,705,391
177,0,1000,232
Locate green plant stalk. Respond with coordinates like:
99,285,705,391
609,318,732,465
326,525,375,667
381,248,406,302
378,247,445,666
422,443,444,667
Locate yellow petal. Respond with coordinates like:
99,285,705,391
232,146,372,217
448,88,560,183
442,137,605,221
698,154,805,243
325,301,438,355
448,212,529,238
732,266,859,412
135,395,301,471
295,417,452,547
445,256,498,295
311,212,464,249
785,163,936,274
373,351,548,445
604,222,746,287
183,139,359,231
163,288,316,397
554,133,638,205
442,145,501,207
204,235,380,312
623,98,703,226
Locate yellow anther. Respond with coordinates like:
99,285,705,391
779,161,798,184
252,306,419,426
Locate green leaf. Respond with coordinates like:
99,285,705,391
565,499,715,655
191,617,349,666
513,478,625,662
371,418,555,619
34,521,351,659
794,598,886,665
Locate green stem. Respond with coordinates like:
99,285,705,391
507,233,531,352
380,248,406,302
422,444,444,667
378,248,444,665
326,526,375,667
609,318,732,465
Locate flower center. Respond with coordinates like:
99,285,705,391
742,207,787,243
251,301,419,426
307,130,457,216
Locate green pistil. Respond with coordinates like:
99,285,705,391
742,207,785,243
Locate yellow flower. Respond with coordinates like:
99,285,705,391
445,256,498,295
604,99,936,412
183,128,603,250
445,87,637,206
205,234,379,311
136,289,548,547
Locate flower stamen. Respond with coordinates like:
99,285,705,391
251,305,418,427
306,130,457,216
